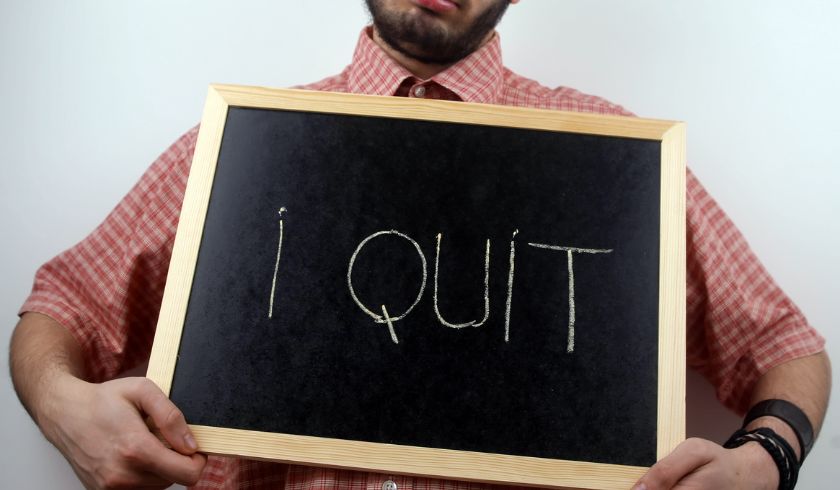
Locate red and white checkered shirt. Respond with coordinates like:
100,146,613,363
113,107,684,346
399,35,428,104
21,28,824,490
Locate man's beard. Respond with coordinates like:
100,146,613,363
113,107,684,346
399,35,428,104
365,0,510,65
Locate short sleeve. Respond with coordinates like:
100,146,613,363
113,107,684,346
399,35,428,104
19,126,199,382
684,169,825,413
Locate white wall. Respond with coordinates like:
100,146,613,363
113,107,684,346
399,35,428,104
1,0,837,488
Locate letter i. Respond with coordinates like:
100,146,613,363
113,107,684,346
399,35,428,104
268,207,287,319
504,229,519,342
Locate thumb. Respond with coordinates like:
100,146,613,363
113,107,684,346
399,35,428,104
125,377,199,455
635,438,715,490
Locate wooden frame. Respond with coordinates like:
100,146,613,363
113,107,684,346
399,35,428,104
147,85,686,490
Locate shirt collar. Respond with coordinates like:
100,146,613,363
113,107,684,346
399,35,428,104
346,27,506,104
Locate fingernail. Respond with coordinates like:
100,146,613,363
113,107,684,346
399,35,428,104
633,484,647,490
184,433,198,450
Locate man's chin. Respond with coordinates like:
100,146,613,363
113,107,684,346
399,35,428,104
392,44,451,65
379,15,456,58
367,0,507,65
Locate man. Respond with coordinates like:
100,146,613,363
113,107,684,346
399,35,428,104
9,1,830,489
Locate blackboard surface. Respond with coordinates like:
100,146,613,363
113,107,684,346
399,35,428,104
169,106,662,467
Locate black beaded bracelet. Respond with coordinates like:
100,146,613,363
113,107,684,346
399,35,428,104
724,427,799,490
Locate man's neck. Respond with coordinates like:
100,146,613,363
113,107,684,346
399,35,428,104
370,27,494,80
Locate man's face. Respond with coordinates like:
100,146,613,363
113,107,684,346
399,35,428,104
365,0,511,65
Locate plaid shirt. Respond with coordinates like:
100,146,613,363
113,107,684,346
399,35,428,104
21,28,824,490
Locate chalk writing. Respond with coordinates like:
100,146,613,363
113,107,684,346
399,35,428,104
268,207,287,319
381,304,399,344
347,230,428,344
505,229,519,342
263,225,617,350
433,233,491,329
526,243,613,353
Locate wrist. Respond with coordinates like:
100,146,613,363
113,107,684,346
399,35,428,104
725,427,800,490
36,371,91,444
733,441,780,490
746,415,803,462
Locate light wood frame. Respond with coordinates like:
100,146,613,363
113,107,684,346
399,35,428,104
147,85,686,490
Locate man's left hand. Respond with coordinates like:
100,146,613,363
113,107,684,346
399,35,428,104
633,437,778,490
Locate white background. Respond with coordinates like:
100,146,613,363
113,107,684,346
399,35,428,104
1,0,837,488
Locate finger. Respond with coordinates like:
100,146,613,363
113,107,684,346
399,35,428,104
636,438,716,490
131,432,207,486
130,378,198,455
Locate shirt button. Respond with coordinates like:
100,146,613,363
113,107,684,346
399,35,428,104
382,480,398,490
413,85,426,98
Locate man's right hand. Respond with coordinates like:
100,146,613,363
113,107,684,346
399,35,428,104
41,374,206,489
11,313,207,489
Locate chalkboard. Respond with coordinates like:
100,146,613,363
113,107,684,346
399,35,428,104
148,86,686,490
